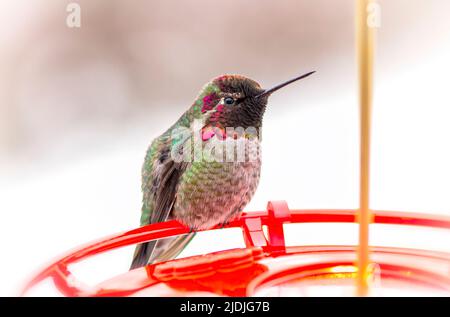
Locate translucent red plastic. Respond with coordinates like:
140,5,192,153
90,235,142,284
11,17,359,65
21,201,450,296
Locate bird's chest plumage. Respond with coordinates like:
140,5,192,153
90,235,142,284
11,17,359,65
174,153,261,230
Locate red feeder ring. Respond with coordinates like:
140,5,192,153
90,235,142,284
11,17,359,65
21,201,450,297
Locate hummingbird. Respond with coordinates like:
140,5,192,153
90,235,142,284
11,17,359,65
130,71,315,269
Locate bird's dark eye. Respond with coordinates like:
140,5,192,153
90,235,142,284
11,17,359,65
224,97,235,105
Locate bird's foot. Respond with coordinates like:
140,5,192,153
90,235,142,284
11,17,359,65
219,219,232,229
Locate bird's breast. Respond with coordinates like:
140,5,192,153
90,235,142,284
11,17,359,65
174,158,261,230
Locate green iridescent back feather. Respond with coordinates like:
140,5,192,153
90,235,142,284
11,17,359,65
139,82,221,226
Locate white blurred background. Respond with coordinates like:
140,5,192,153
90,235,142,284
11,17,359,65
1,0,450,296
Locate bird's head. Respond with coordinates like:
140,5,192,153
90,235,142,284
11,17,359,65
190,72,315,133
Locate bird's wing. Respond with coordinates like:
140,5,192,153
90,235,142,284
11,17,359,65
130,132,191,269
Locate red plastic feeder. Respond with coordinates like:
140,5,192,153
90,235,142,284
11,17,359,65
22,201,450,296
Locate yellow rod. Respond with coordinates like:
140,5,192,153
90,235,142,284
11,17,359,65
356,0,375,296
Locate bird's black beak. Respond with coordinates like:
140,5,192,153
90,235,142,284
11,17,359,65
255,71,316,99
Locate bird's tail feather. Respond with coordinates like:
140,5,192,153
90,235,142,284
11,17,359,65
130,233,195,270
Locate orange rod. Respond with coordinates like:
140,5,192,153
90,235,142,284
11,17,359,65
356,0,375,296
